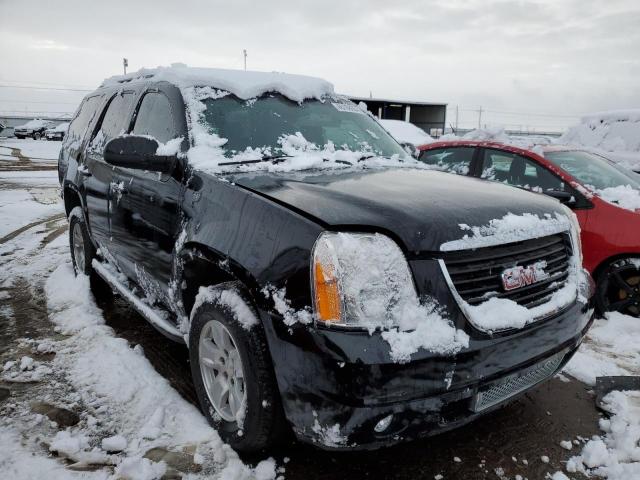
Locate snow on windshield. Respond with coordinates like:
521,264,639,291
182,86,418,174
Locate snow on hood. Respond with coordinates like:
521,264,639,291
595,184,640,211
378,119,434,146
101,63,334,103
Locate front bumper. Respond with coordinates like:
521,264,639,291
260,298,593,450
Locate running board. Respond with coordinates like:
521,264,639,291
91,259,185,343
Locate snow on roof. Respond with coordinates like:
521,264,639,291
379,119,434,146
17,119,51,129
101,63,334,103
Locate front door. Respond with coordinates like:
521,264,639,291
108,88,185,306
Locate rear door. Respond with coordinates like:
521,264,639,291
108,86,186,302
83,90,136,253
419,146,478,176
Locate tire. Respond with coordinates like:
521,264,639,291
188,282,287,452
33,132,41,140
69,206,95,276
595,258,640,317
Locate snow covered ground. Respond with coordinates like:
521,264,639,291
0,137,62,162
0,140,639,479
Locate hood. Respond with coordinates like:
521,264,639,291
226,168,568,253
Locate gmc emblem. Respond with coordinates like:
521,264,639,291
501,261,550,291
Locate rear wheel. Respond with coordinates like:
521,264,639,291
595,258,640,317
189,282,287,452
68,206,112,297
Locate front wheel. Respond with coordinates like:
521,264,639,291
33,132,41,140
595,258,640,317
189,282,287,452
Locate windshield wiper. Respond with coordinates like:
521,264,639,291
218,155,292,166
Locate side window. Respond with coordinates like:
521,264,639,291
481,149,564,192
90,92,135,151
419,147,475,175
132,92,176,144
65,95,101,147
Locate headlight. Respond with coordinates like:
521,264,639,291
311,232,417,330
560,205,583,265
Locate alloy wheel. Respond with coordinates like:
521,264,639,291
603,263,640,316
199,319,246,422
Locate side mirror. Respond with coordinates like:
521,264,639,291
104,135,177,174
547,189,576,207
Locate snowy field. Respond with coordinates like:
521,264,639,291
0,138,639,479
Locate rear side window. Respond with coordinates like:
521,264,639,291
481,149,565,192
65,95,101,147
94,92,135,144
420,147,475,175
132,92,176,144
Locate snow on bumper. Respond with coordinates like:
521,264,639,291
260,296,593,450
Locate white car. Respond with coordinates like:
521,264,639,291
45,122,70,141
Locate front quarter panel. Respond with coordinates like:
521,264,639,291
184,173,323,310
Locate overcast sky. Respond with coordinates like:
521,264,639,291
1,0,639,131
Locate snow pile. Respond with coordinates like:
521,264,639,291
562,390,640,479
42,263,277,479
440,212,571,251
378,119,434,147
563,312,640,385
595,185,640,211
102,63,334,103
560,110,640,171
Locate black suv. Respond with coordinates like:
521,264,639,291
58,66,594,452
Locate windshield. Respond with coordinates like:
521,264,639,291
198,93,407,160
544,150,640,191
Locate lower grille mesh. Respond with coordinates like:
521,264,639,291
472,353,564,412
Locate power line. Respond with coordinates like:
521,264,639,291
0,98,80,105
0,84,91,92
0,78,95,89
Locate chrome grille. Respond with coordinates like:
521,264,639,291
472,353,564,412
441,233,572,309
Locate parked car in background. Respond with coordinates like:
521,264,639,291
419,140,640,317
45,122,69,141
59,65,593,452
13,119,55,139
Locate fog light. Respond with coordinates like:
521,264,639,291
374,414,394,433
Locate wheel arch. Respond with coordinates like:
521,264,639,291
63,183,84,219
592,253,640,282
177,242,265,319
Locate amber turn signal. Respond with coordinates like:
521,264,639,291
314,260,341,322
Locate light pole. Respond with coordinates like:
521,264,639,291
243,50,247,71
123,58,128,75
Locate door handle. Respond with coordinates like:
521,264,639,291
78,165,92,177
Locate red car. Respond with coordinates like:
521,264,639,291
419,140,640,317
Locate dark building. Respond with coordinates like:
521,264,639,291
349,96,447,137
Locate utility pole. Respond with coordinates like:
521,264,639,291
123,58,128,75
477,106,483,129
243,49,247,71
455,105,459,133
